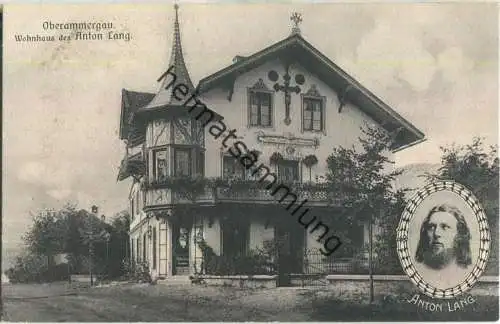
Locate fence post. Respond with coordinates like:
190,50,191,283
369,212,374,304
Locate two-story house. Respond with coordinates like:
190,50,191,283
117,5,425,283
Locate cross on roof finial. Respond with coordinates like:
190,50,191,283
174,3,179,21
290,12,302,35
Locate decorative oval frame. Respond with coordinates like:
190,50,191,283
396,180,491,299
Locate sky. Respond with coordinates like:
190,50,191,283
2,3,498,258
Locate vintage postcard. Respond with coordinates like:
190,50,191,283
2,2,498,322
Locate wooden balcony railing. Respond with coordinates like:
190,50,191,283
143,178,345,208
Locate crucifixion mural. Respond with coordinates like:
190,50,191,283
268,66,305,126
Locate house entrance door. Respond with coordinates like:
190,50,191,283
173,226,190,275
276,225,305,286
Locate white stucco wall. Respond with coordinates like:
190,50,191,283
197,59,390,180
203,217,222,255
128,183,146,233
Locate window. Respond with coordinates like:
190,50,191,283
222,221,249,257
303,97,324,132
174,148,192,176
223,155,246,180
278,160,300,182
131,239,135,264
130,198,135,221
152,228,157,270
249,91,272,127
154,149,168,181
136,238,140,262
135,191,140,215
198,150,205,177
143,234,147,263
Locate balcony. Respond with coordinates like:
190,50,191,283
215,181,344,206
143,177,345,209
144,177,215,207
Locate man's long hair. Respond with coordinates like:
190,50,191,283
415,204,472,268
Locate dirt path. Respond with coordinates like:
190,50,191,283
2,282,316,321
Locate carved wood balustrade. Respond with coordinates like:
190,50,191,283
143,179,345,209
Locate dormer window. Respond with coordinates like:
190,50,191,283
302,85,325,133
248,79,273,128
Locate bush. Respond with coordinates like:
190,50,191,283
204,253,275,275
121,259,152,283
197,239,276,276
6,253,48,283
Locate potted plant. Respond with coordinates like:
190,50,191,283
269,152,283,165
248,149,261,158
302,154,319,182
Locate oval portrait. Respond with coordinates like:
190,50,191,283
397,181,490,299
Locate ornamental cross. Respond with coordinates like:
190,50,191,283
268,66,305,125
290,12,302,34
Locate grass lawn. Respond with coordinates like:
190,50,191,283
2,281,498,321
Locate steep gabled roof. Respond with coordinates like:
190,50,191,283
197,33,425,152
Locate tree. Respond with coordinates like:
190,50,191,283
107,210,131,277
111,210,131,233
18,204,131,282
325,123,407,241
324,124,408,302
22,208,67,272
425,137,499,275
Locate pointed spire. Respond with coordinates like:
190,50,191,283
166,3,194,90
142,4,195,110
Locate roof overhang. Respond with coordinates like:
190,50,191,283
120,89,155,141
197,34,425,152
134,102,224,123
117,152,145,182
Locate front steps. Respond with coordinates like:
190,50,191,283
157,275,191,285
